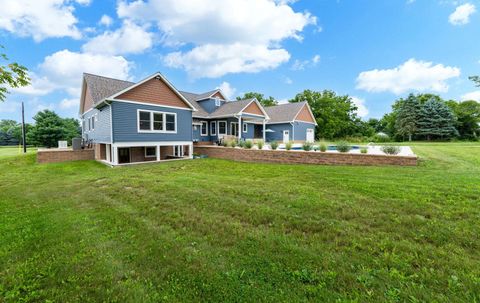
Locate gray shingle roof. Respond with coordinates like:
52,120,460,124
264,101,307,123
178,91,209,117
209,99,256,118
194,90,219,101
84,73,134,104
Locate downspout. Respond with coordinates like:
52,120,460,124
290,121,295,142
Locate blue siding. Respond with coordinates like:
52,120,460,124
265,123,293,142
241,122,255,140
196,98,226,114
82,106,111,143
111,101,192,142
292,121,316,141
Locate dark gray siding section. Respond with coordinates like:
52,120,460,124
292,121,316,141
82,106,111,143
265,123,293,142
111,101,192,142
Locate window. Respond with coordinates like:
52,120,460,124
137,110,177,133
210,121,217,136
139,111,151,130
243,122,248,133
145,146,156,158
218,121,227,135
153,113,163,131
215,98,221,107
174,145,184,157
91,116,95,130
166,114,176,131
201,121,208,136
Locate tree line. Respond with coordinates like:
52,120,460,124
0,110,80,147
238,88,480,142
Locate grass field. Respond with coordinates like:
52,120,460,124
0,143,479,302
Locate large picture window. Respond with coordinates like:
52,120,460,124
218,121,227,135
138,110,177,133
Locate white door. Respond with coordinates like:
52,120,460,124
283,130,290,143
306,128,314,143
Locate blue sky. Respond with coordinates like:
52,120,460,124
1,0,479,122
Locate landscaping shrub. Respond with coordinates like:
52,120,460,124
244,140,253,149
270,141,278,150
360,147,368,154
238,140,245,148
285,141,293,151
372,132,391,143
319,142,327,152
257,140,264,150
229,140,237,148
336,141,351,153
302,142,313,151
381,145,401,155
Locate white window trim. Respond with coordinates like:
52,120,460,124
200,121,208,136
243,122,248,133
218,120,227,135
215,97,221,107
174,145,184,157
210,121,217,136
137,109,177,134
230,122,239,136
144,146,156,158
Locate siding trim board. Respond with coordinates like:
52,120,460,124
110,98,195,112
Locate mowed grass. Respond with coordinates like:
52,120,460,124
0,143,479,302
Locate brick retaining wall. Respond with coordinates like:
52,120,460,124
194,146,417,166
37,148,95,164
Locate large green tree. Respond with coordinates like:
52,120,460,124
417,98,458,140
446,100,480,139
469,76,480,87
27,110,80,147
0,45,30,102
289,90,359,139
395,94,422,141
236,92,277,107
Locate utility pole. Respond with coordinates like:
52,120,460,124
21,102,26,153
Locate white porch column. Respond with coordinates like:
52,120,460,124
156,145,160,161
106,144,111,162
262,119,266,142
189,143,193,159
238,116,242,141
112,145,118,165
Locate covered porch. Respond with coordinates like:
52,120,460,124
236,113,269,142
96,142,193,165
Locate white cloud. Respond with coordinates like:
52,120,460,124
284,77,293,84
164,43,290,78
118,0,315,77
99,15,114,27
291,54,320,70
0,0,86,41
351,96,369,118
15,50,132,98
82,21,153,55
449,3,476,25
356,58,461,94
0,100,21,113
216,82,236,99
59,98,79,109
461,91,480,101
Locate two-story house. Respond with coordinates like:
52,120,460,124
79,72,317,165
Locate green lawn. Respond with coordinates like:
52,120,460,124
0,143,479,302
